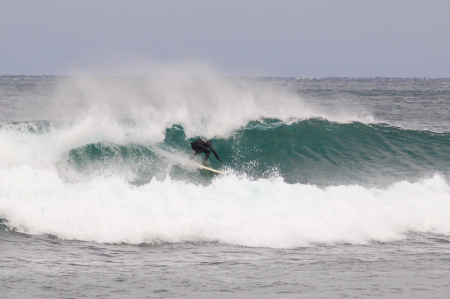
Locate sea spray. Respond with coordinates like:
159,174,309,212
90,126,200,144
51,76,373,138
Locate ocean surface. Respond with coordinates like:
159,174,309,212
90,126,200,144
1,76,450,298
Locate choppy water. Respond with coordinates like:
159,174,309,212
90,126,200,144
1,76,450,298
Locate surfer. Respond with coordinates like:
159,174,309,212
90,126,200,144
190,139,222,166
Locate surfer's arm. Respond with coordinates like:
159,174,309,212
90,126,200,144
210,148,222,162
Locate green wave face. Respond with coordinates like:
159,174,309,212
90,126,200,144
66,119,450,187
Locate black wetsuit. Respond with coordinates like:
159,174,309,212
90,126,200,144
190,139,221,166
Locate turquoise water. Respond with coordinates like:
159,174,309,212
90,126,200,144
61,118,450,187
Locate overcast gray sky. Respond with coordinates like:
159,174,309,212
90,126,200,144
1,0,449,77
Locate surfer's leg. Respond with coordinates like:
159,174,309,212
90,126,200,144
202,150,211,166
190,143,204,160
190,151,200,160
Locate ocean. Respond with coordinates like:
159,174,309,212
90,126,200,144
1,76,450,298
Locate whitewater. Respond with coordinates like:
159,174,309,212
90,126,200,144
1,75,450,298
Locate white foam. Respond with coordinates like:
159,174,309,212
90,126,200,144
1,166,450,248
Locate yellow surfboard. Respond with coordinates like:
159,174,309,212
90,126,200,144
150,145,223,174
196,163,223,174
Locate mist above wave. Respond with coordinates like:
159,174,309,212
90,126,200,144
50,72,374,139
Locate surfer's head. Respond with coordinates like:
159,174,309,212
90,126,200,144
206,140,212,145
